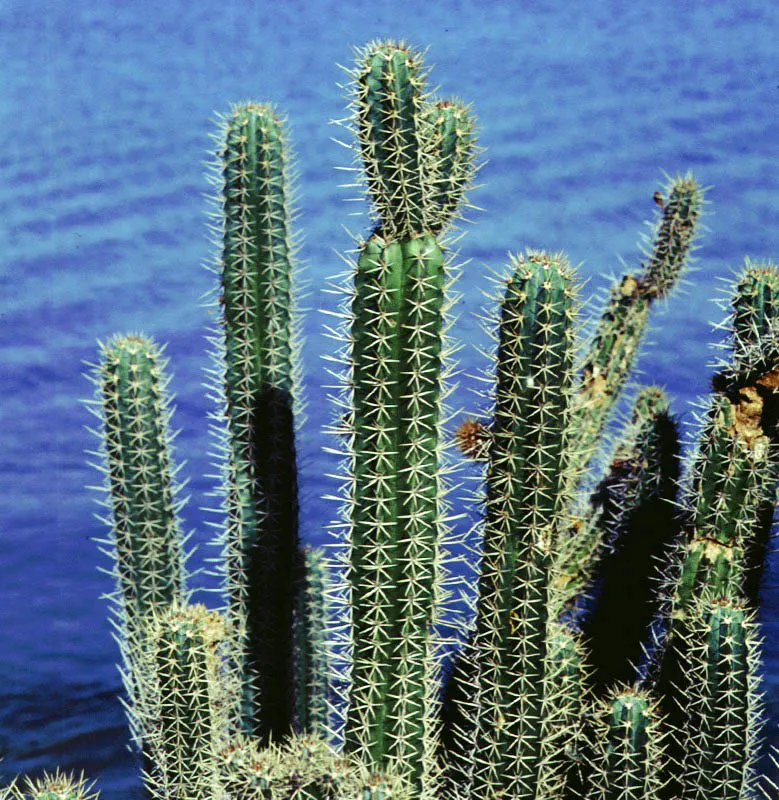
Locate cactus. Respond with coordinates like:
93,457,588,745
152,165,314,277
217,734,410,799
293,548,330,738
677,599,762,800
324,40,477,795
447,252,580,799
4,37,779,800
1,773,98,800
87,334,187,753
568,173,703,482
210,102,302,741
583,387,681,691
140,603,228,800
589,689,666,800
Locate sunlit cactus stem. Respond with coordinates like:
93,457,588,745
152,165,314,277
590,689,665,800
340,38,477,795
678,599,761,800
142,604,227,800
345,230,445,787
215,101,301,741
91,334,186,759
94,334,185,640
458,251,579,799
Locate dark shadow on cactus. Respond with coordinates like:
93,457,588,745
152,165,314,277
584,409,681,692
241,383,300,743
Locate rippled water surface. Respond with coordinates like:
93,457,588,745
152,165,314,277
1,1,777,796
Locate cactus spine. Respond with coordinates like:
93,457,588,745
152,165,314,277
214,102,302,741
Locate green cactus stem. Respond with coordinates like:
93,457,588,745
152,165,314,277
141,603,227,800
569,174,703,480
723,261,779,604
677,599,762,800
214,101,301,741
423,99,479,232
462,251,578,800
582,387,681,690
92,334,185,638
344,231,446,790
590,689,666,800
292,547,329,737
352,41,431,238
89,334,186,757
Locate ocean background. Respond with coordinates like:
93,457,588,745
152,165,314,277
1,0,777,795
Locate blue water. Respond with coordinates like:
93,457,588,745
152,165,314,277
1,0,777,796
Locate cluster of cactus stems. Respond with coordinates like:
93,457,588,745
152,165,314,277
5,38,779,800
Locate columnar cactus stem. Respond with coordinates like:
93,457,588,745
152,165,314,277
142,604,227,800
293,547,329,737
460,252,579,800
569,174,703,480
345,230,445,785
678,599,762,800
590,689,666,800
93,335,185,637
333,39,477,795
89,334,186,752
215,102,301,741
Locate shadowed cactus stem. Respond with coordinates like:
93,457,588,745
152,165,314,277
211,101,302,742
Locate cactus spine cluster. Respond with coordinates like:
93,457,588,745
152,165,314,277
4,38,778,800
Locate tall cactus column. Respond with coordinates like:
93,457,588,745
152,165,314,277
455,252,581,800
215,103,301,741
340,40,476,794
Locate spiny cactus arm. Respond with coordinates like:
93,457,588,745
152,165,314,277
422,99,479,233
578,388,681,688
351,40,431,238
345,232,445,792
538,623,589,799
552,386,680,620
589,689,666,800
140,603,227,800
86,334,187,757
674,599,762,800
671,393,764,617
292,547,330,737
569,174,704,479
670,264,779,624
466,252,578,800
90,334,185,635
213,101,301,740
